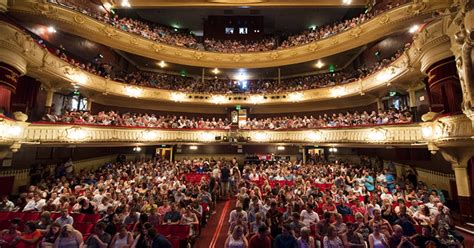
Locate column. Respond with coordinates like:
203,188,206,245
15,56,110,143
376,98,384,110
446,1,474,123
44,89,55,114
441,148,474,223
86,99,92,111
0,48,28,114
424,57,463,114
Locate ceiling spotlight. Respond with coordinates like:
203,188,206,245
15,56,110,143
343,0,352,4
189,145,198,150
133,146,142,152
158,61,167,68
121,0,131,7
277,146,285,151
409,24,419,33
315,60,325,69
212,68,220,75
47,26,57,33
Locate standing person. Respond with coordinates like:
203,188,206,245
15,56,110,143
40,222,61,248
224,225,248,248
221,164,231,199
248,225,271,248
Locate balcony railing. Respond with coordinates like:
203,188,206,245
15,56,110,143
7,0,452,68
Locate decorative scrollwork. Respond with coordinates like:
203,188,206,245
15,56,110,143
308,43,319,52
378,14,390,24
407,0,427,14
350,26,363,38
193,51,204,60
31,2,57,15
269,51,279,60
151,43,163,52
232,54,242,62
73,15,85,24
101,26,118,38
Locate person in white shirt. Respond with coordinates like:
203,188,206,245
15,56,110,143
0,195,15,212
55,207,74,227
23,194,46,212
380,188,394,203
229,203,248,225
300,204,319,227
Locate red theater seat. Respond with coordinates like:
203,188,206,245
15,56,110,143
74,222,94,235
82,214,101,223
23,212,41,221
0,212,10,221
71,213,85,223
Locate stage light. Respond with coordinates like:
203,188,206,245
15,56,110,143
66,128,88,141
125,86,143,98
142,130,158,141
343,0,352,4
170,92,186,102
368,129,386,142
133,146,142,152
254,132,269,142
200,132,215,142
330,86,346,98
212,68,220,75
308,131,323,141
210,95,228,104
121,0,131,7
421,126,433,139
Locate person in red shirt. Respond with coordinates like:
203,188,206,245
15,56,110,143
249,225,272,248
14,221,42,248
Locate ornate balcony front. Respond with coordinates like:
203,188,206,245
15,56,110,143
0,18,451,106
7,0,452,68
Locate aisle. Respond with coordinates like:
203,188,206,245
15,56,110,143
194,199,234,248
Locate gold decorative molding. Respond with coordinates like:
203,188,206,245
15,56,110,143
0,19,453,105
119,0,368,8
8,0,452,68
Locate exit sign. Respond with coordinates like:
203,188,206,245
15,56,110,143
236,105,241,110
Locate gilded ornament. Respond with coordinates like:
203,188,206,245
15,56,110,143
193,52,204,60
407,0,427,14
101,26,117,37
129,37,139,45
378,14,390,24
350,26,363,38
308,43,320,52
331,38,339,45
269,51,279,60
232,54,242,62
151,43,163,52
32,3,57,15
73,15,85,24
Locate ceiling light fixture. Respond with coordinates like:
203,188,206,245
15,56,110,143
277,146,285,151
343,0,352,4
170,92,186,102
102,2,112,11
189,145,198,150
47,26,57,33
409,24,420,33
288,92,304,102
315,60,325,69
158,61,167,68
249,95,264,104
212,68,220,75
121,0,131,7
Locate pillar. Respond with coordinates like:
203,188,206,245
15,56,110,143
0,48,28,114
44,89,55,114
376,98,384,110
424,57,463,114
441,148,474,223
86,99,92,111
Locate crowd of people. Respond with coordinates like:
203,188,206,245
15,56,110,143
219,158,461,248
0,157,222,247
49,0,408,53
0,155,463,248
42,108,413,129
41,34,408,94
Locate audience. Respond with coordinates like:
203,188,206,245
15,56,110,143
49,0,408,52
43,107,413,130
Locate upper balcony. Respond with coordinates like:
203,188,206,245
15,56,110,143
7,0,451,68
0,18,448,107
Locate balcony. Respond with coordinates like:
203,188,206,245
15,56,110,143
0,18,448,106
7,0,451,68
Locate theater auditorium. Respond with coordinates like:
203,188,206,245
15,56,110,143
0,0,473,247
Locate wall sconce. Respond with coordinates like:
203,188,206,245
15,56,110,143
330,86,346,98
249,95,264,104
125,86,143,98
170,92,186,102
328,147,338,152
66,127,88,141
210,95,228,104
421,126,433,139
308,131,323,141
142,130,158,141
253,132,269,142
189,145,198,150
288,92,303,102
277,146,285,151
133,146,142,152
367,128,387,142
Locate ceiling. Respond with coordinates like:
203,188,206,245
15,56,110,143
114,6,366,35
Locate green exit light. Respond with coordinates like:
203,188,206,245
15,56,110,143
329,64,335,73
389,91,397,97
236,105,241,110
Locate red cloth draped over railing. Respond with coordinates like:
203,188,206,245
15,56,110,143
181,173,209,185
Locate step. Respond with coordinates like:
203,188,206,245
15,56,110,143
455,225,474,235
